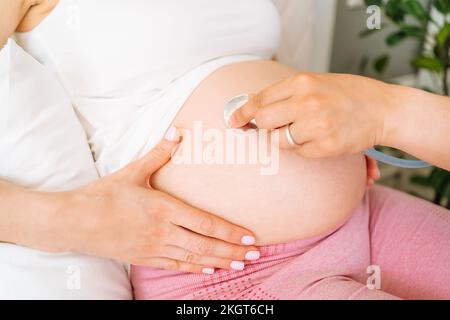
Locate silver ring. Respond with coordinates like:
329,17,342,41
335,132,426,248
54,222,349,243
285,124,299,146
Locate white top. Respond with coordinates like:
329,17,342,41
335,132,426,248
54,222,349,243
16,0,280,98
0,39,97,191
14,0,281,174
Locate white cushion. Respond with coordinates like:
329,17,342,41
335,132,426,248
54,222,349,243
0,40,132,299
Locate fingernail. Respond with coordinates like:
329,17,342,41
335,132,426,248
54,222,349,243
241,235,256,245
230,261,245,271
202,268,215,275
375,169,381,180
228,114,237,128
164,126,179,142
245,251,260,261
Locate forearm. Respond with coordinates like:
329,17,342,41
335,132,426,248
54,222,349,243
383,85,450,171
0,179,66,251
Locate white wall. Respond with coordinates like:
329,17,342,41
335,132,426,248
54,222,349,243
330,0,425,79
273,0,337,72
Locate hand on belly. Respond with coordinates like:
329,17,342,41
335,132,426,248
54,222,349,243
151,60,367,245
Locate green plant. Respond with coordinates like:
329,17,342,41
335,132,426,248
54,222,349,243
362,0,450,208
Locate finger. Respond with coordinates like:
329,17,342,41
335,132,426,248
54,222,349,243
124,126,180,186
230,77,296,128
163,245,255,271
134,257,213,274
375,167,381,180
253,98,300,130
168,200,257,246
168,225,259,262
139,126,181,173
292,140,337,159
270,120,314,150
365,156,381,181
228,94,260,128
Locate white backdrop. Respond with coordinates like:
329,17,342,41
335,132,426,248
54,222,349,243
273,0,337,72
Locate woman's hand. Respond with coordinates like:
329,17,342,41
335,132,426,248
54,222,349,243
230,73,393,158
18,128,259,274
365,156,380,186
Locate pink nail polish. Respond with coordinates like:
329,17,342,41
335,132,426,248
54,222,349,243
164,126,178,142
245,251,260,261
228,114,237,128
230,261,245,271
375,169,381,180
202,268,215,275
241,235,256,245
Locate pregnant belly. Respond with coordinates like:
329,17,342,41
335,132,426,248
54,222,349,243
151,60,367,245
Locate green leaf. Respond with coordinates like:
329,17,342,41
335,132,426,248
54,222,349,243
433,43,441,57
430,168,450,189
373,54,390,73
411,175,433,187
385,0,406,22
433,0,450,14
411,56,443,72
402,0,430,22
436,23,450,47
401,25,426,38
442,179,450,199
386,30,408,46
365,0,384,6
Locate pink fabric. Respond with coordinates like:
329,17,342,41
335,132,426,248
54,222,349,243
131,186,450,300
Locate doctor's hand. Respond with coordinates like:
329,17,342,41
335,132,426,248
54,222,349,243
229,73,394,159
32,128,258,274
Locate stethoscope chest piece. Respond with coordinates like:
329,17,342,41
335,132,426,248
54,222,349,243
224,94,256,127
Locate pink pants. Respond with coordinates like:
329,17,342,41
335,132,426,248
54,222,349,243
132,186,450,300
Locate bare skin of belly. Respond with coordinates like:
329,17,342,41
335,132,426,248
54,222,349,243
151,60,367,246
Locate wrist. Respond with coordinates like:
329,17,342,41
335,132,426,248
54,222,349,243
19,189,74,252
0,182,28,244
0,182,58,248
58,185,106,255
378,83,417,149
43,189,88,253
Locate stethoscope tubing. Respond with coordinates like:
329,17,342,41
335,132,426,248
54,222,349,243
364,148,431,169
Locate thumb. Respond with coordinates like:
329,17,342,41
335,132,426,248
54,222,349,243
229,94,259,128
121,126,180,186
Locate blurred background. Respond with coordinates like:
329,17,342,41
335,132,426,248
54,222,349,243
273,0,449,208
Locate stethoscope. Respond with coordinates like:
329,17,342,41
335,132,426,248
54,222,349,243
224,94,431,169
